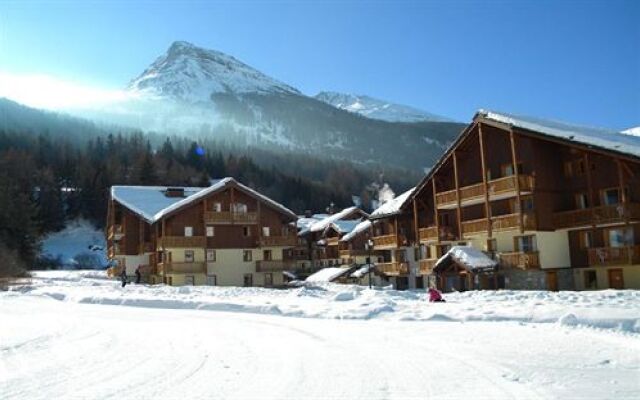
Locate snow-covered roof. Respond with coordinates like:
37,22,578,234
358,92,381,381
369,187,416,219
350,264,375,278
296,214,329,235
434,246,498,273
325,220,362,236
479,110,640,159
305,267,351,283
340,220,372,242
309,207,367,233
112,177,297,223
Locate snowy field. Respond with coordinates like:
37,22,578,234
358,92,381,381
1,271,639,399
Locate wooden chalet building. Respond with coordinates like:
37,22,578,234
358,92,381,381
369,188,426,290
401,110,640,291
106,178,298,287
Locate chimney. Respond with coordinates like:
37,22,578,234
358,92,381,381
165,187,185,198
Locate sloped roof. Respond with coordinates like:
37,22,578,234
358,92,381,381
369,187,415,220
434,246,498,273
403,109,640,212
309,207,368,233
479,110,640,159
111,177,297,223
340,220,372,242
305,267,351,283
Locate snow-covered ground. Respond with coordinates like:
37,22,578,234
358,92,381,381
40,220,108,268
2,271,639,399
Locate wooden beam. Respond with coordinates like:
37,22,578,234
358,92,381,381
161,218,166,282
478,123,492,238
453,151,463,240
412,199,419,247
432,179,440,243
584,152,596,230
138,219,144,254
617,159,630,227
509,129,524,234
394,217,399,248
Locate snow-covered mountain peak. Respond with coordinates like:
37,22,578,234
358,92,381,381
127,41,300,102
622,126,640,137
315,91,453,123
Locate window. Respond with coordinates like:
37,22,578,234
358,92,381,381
579,231,593,249
213,202,222,212
521,196,534,212
501,163,523,177
184,250,195,263
263,250,272,261
184,275,195,286
606,228,632,248
262,227,270,237
414,246,420,261
282,226,290,236
515,235,537,253
395,249,406,262
243,250,252,262
584,270,597,290
575,159,586,176
264,273,273,287
243,226,251,237
243,274,253,287
563,161,573,178
232,202,248,213
206,226,215,237
184,226,193,237
602,188,620,206
575,193,590,209
206,249,216,262
206,275,217,286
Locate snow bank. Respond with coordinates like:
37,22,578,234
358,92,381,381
6,271,640,334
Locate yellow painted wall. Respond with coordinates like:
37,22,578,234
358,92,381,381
573,265,640,290
535,231,571,269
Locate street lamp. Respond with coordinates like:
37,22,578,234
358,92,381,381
365,238,374,289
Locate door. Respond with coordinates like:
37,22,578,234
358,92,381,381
607,269,624,289
546,271,558,291
184,275,195,286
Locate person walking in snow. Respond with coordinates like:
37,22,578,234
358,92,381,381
120,266,128,288
135,265,142,284
428,287,445,303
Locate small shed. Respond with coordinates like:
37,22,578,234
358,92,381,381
433,246,498,292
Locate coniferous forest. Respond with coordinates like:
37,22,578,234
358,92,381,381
0,108,420,271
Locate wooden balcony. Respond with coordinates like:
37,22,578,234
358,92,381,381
460,213,536,236
339,249,369,257
587,245,640,266
461,218,490,235
158,236,207,248
204,211,258,224
255,260,297,272
108,224,124,240
259,235,298,247
553,203,640,229
499,251,540,270
419,259,437,275
107,245,124,258
376,262,409,276
157,262,206,274
435,175,534,209
419,227,438,242
372,234,401,249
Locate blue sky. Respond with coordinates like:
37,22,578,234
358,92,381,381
0,0,638,129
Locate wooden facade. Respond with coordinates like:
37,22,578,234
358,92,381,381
106,179,298,287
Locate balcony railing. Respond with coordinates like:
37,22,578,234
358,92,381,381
499,251,540,270
492,212,537,231
157,262,206,274
587,245,640,266
158,236,207,248
108,224,124,240
339,249,369,257
461,219,490,235
419,259,437,275
259,235,298,247
326,237,340,246
435,175,534,208
553,203,640,229
419,227,438,242
376,262,409,276
372,234,401,249
255,260,297,272
204,211,258,224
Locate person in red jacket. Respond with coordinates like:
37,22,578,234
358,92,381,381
428,287,445,302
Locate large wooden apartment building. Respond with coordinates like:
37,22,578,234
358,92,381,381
371,110,640,291
106,178,298,287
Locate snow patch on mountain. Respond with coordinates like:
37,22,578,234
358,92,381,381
622,126,640,137
127,41,299,102
315,91,453,123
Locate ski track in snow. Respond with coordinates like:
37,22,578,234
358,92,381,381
1,272,640,399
